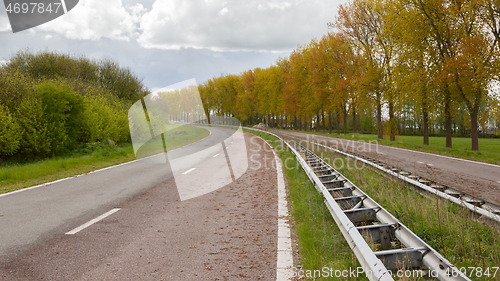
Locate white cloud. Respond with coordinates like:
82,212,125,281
0,13,10,32
218,7,229,16
0,60,9,66
137,0,342,52
258,2,292,11
16,0,343,52
36,0,146,41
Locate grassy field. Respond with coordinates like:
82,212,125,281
278,130,500,165
248,130,500,280
0,126,209,195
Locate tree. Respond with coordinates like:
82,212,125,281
0,104,22,156
388,0,437,145
36,81,85,155
416,0,496,151
335,0,397,140
0,69,35,112
445,33,498,150
236,70,257,125
282,49,316,130
5,51,145,102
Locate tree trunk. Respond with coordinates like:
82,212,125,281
444,86,452,148
352,107,357,133
470,107,479,151
376,92,383,139
343,106,348,135
445,115,452,147
423,107,429,146
389,102,395,142
316,111,320,132
329,112,333,134
322,110,326,132
336,111,341,135
422,85,429,145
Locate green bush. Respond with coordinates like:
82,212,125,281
5,50,99,83
36,81,86,154
6,50,144,102
0,50,143,161
83,93,129,143
16,95,51,158
98,58,143,101
0,104,22,156
0,69,35,111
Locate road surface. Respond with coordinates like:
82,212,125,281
0,127,285,280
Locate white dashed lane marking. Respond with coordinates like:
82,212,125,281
182,168,196,175
66,208,121,235
213,154,219,158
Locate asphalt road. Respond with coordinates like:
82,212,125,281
277,130,500,205
0,126,237,259
0,130,281,280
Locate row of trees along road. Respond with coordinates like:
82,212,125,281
198,0,500,151
0,50,147,160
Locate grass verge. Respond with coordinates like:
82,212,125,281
135,126,210,157
0,143,135,195
312,144,500,281
246,130,368,280
0,126,210,195
276,129,500,165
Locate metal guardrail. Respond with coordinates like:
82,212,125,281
308,141,500,223
291,142,470,281
243,127,470,280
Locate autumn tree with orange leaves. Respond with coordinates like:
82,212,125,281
198,0,500,151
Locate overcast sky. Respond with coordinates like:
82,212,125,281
0,0,346,91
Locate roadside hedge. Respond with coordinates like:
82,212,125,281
0,50,145,161
0,104,21,156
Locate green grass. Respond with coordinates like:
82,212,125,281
246,130,368,280
277,129,500,165
135,126,209,158
0,143,136,194
313,145,500,281
0,126,210,195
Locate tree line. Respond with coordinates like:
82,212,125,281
198,0,500,151
0,50,146,160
